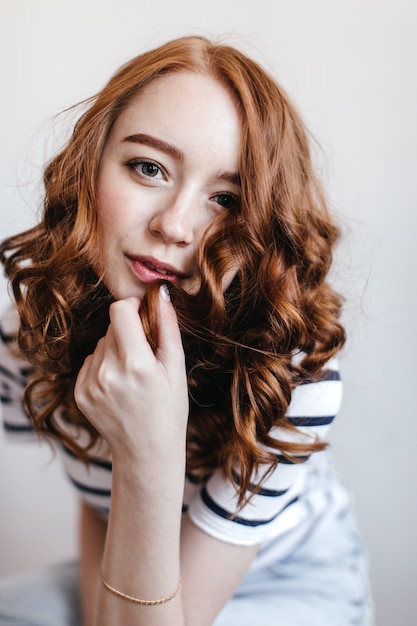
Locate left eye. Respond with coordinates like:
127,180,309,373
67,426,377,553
138,161,162,178
126,160,164,179
213,194,239,210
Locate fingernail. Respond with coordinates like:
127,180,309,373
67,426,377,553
160,283,171,302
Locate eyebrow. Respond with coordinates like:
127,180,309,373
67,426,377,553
123,133,184,163
219,170,241,187
123,132,241,187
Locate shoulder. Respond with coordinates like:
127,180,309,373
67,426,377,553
185,355,344,547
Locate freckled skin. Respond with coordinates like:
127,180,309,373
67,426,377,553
96,71,242,300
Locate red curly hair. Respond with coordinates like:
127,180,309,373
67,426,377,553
0,36,345,505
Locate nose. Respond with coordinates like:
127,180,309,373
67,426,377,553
148,192,197,246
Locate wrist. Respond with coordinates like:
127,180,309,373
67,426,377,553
110,451,185,500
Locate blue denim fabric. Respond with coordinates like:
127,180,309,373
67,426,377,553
213,506,374,625
0,562,81,626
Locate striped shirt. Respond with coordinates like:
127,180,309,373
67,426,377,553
0,306,350,569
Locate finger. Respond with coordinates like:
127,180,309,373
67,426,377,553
155,284,185,368
108,297,153,361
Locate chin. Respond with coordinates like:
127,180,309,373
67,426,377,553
104,281,146,302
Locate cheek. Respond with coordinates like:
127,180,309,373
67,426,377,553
97,182,132,238
96,176,115,226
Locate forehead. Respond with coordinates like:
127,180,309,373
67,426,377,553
109,71,242,166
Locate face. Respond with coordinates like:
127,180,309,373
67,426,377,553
96,71,241,300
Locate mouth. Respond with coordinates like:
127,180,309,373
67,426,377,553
126,255,188,284
141,260,175,276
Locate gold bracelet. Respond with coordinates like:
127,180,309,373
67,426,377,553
100,574,182,606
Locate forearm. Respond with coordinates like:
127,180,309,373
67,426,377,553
79,502,108,626
74,296,257,625
94,455,186,626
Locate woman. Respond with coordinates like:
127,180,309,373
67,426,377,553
0,36,373,625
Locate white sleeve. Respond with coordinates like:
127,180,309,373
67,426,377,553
186,357,343,546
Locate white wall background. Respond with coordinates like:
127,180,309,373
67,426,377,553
1,1,416,624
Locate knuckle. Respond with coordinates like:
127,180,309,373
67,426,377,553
96,361,116,390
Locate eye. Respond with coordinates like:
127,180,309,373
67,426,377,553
126,160,164,179
212,193,239,210
140,161,161,178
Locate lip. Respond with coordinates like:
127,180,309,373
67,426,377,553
126,254,188,285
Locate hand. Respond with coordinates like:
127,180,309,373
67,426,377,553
74,287,189,465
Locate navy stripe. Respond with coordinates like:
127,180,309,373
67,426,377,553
280,495,300,513
275,453,310,464
287,414,335,427
0,327,16,345
3,421,33,433
68,475,111,497
201,486,299,527
231,469,289,498
19,367,33,379
300,369,340,385
256,485,288,497
61,444,112,471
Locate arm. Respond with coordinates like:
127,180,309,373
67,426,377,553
79,496,259,626
75,290,259,625
98,471,259,626
180,516,259,624
79,502,107,626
